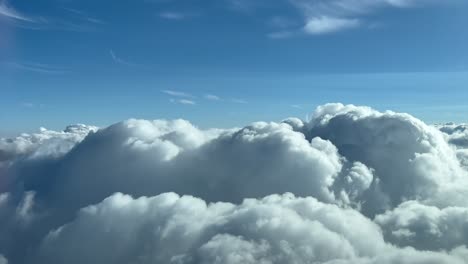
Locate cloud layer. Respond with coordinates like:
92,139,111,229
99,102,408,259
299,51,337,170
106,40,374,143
1,103,468,263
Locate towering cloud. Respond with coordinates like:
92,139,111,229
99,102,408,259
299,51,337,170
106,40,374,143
0,103,467,263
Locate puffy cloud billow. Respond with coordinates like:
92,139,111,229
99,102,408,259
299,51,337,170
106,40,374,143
1,103,468,263
437,123,468,168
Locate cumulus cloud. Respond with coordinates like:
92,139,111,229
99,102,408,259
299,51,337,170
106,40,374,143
1,103,468,263
376,201,468,251
0,124,96,171
304,103,468,213
36,193,468,264
436,123,468,169
438,123,468,148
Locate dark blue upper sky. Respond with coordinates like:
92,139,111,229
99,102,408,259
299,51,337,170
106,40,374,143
1,0,467,134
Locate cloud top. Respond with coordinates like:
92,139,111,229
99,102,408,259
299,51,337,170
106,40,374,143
1,103,468,263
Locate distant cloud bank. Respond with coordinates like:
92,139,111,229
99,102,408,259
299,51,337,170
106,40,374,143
1,103,468,263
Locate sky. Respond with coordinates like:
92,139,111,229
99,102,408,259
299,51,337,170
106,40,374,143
0,0,467,135
3,2,468,263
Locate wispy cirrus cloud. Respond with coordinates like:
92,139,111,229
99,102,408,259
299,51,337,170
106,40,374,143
109,50,139,67
163,90,197,105
226,0,260,12
0,0,34,22
162,90,249,105
303,16,360,34
170,98,196,105
162,90,195,98
153,0,444,36
291,104,302,109
158,11,187,20
267,30,295,39
264,0,453,36
62,7,105,25
20,102,45,109
2,61,67,74
288,0,445,34
0,1,104,31
204,94,221,101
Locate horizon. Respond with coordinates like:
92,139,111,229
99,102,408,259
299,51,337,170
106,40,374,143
1,0,468,135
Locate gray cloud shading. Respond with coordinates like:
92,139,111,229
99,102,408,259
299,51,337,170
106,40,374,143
376,201,468,251
437,123,468,168
0,255,7,264
438,123,468,148
1,103,468,263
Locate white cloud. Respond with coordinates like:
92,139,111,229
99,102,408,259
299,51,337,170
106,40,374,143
376,201,468,251
291,104,302,109
226,0,264,12
20,102,46,109
305,103,468,214
178,99,196,105
304,16,360,34
2,61,66,74
285,0,449,34
437,123,468,149
204,94,221,101
62,7,105,25
159,11,187,20
35,192,468,264
1,103,468,263
0,255,7,264
170,98,196,105
0,124,97,164
109,50,137,66
0,1,104,31
162,90,195,98
20,102,35,108
0,0,33,22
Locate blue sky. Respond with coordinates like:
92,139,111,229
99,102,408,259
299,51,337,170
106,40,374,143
0,0,467,135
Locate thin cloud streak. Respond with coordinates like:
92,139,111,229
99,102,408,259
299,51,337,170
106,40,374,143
20,102,45,109
3,61,67,74
109,50,138,67
0,2,105,31
170,98,196,105
304,16,360,34
0,0,34,22
291,104,302,109
204,94,221,101
63,7,106,25
235,0,456,36
267,30,295,39
159,11,187,20
162,90,195,98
